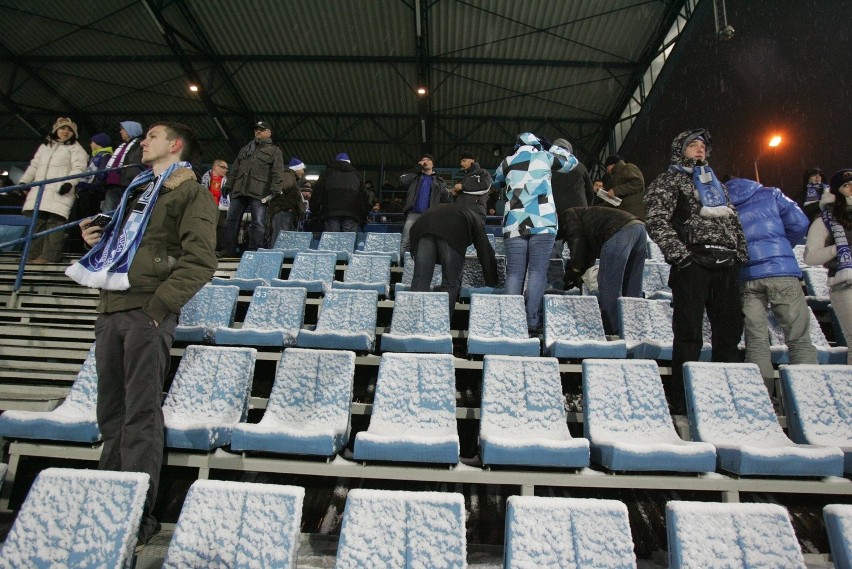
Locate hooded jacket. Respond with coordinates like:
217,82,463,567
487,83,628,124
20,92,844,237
21,139,89,218
644,129,748,267
310,159,369,221
726,178,807,282
493,132,577,238
558,206,642,276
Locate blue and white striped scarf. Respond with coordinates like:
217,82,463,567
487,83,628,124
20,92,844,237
66,161,191,290
821,208,852,286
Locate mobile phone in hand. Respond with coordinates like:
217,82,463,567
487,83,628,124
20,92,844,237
89,214,112,228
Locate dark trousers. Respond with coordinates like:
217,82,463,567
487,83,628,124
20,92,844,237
95,309,177,526
223,196,266,253
411,235,465,316
669,262,743,409
25,210,66,262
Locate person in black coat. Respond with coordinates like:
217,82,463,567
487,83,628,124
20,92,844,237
559,206,648,335
409,202,498,316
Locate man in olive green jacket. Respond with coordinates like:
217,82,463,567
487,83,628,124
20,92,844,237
79,122,217,547
600,154,646,220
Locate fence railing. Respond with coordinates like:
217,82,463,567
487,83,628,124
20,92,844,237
0,165,140,292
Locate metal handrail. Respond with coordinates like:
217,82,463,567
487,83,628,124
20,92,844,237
0,165,142,293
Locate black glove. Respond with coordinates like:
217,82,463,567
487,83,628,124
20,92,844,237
563,271,584,291
58,183,73,196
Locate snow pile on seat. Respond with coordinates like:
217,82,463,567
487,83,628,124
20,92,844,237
543,294,626,358
215,286,306,347
332,253,392,297
265,230,313,258
211,250,284,290
297,289,378,352
273,251,337,294
174,284,240,343
468,294,540,356
316,231,356,261
381,291,453,353
618,297,674,360
824,504,852,569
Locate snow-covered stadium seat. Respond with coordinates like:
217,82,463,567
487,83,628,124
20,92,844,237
335,489,466,569
642,261,671,300
214,286,306,347
666,501,806,569
353,353,459,464
543,294,627,359
505,496,636,569
272,251,337,294
174,284,240,343
459,255,506,298
0,345,100,443
468,294,540,356
297,289,378,352
582,359,716,472
163,345,257,451
618,297,674,360
480,355,589,468
162,479,304,569
360,232,401,265
824,504,852,569
646,239,664,262
264,230,313,258
766,306,847,364
211,250,284,291
332,253,392,297
683,361,844,476
0,468,147,569
393,251,442,295
780,364,852,473
380,291,453,354
316,231,356,262
230,348,355,457
803,266,830,311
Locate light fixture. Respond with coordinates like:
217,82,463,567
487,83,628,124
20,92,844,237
1,170,8,176
189,84,199,92
769,135,782,147
492,146,501,158
416,86,427,96
754,135,784,183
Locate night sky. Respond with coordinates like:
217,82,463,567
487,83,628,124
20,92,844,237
621,0,852,202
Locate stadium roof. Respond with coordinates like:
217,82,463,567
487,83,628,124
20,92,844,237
0,0,694,173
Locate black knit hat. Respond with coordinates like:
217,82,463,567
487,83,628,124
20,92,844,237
419,153,435,163
830,169,852,193
459,151,475,160
604,154,621,167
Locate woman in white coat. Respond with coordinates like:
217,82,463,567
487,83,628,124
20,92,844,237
20,117,88,263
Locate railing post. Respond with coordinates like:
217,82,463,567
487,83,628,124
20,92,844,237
13,182,46,293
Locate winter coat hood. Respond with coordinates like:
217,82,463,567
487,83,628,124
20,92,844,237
726,177,763,206
669,128,712,169
120,121,143,139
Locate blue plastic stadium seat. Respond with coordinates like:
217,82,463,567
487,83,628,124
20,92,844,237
642,261,671,300
666,501,806,569
174,284,240,343
684,361,844,476
0,468,148,569
803,267,830,311
361,232,402,265
297,289,378,352
618,297,676,360
214,286,306,347
393,251,442,296
0,346,101,443
316,231,356,262
380,291,453,353
335,489,466,569
467,294,540,356
480,355,589,468
542,294,627,358
824,504,852,569
263,230,313,259
505,496,636,569
230,348,356,457
459,255,506,298
272,251,337,294
780,364,852,473
211,250,284,291
332,252,392,297
353,353,459,464
162,479,304,569
163,345,257,451
583,359,716,472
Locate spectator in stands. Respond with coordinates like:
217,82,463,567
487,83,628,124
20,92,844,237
310,152,369,232
645,128,748,412
220,121,285,255
453,151,492,221
494,132,577,333
804,168,852,364
298,181,315,231
74,133,114,229
410,202,498,316
559,206,647,336
400,154,451,255
267,157,306,244
201,159,229,250
593,178,604,193
727,177,817,394
103,120,146,213
599,154,646,220
550,138,594,258
365,179,377,205
69,122,217,547
800,167,830,222
19,117,88,264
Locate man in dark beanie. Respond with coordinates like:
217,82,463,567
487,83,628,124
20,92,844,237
400,152,450,256
453,151,493,221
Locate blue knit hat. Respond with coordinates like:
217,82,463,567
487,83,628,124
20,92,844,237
289,157,305,171
336,152,350,163
91,133,111,148
120,121,143,138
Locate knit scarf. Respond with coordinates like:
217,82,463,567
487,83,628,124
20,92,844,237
804,182,828,206
66,161,190,290
670,164,732,218
821,208,852,285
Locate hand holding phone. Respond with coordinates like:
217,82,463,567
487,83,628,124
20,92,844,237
88,214,112,228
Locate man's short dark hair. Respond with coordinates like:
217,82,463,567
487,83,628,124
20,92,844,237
150,121,200,162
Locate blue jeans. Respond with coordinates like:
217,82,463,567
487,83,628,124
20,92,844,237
223,196,266,253
598,223,648,335
324,216,359,232
504,233,556,329
411,235,465,316
269,211,297,247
